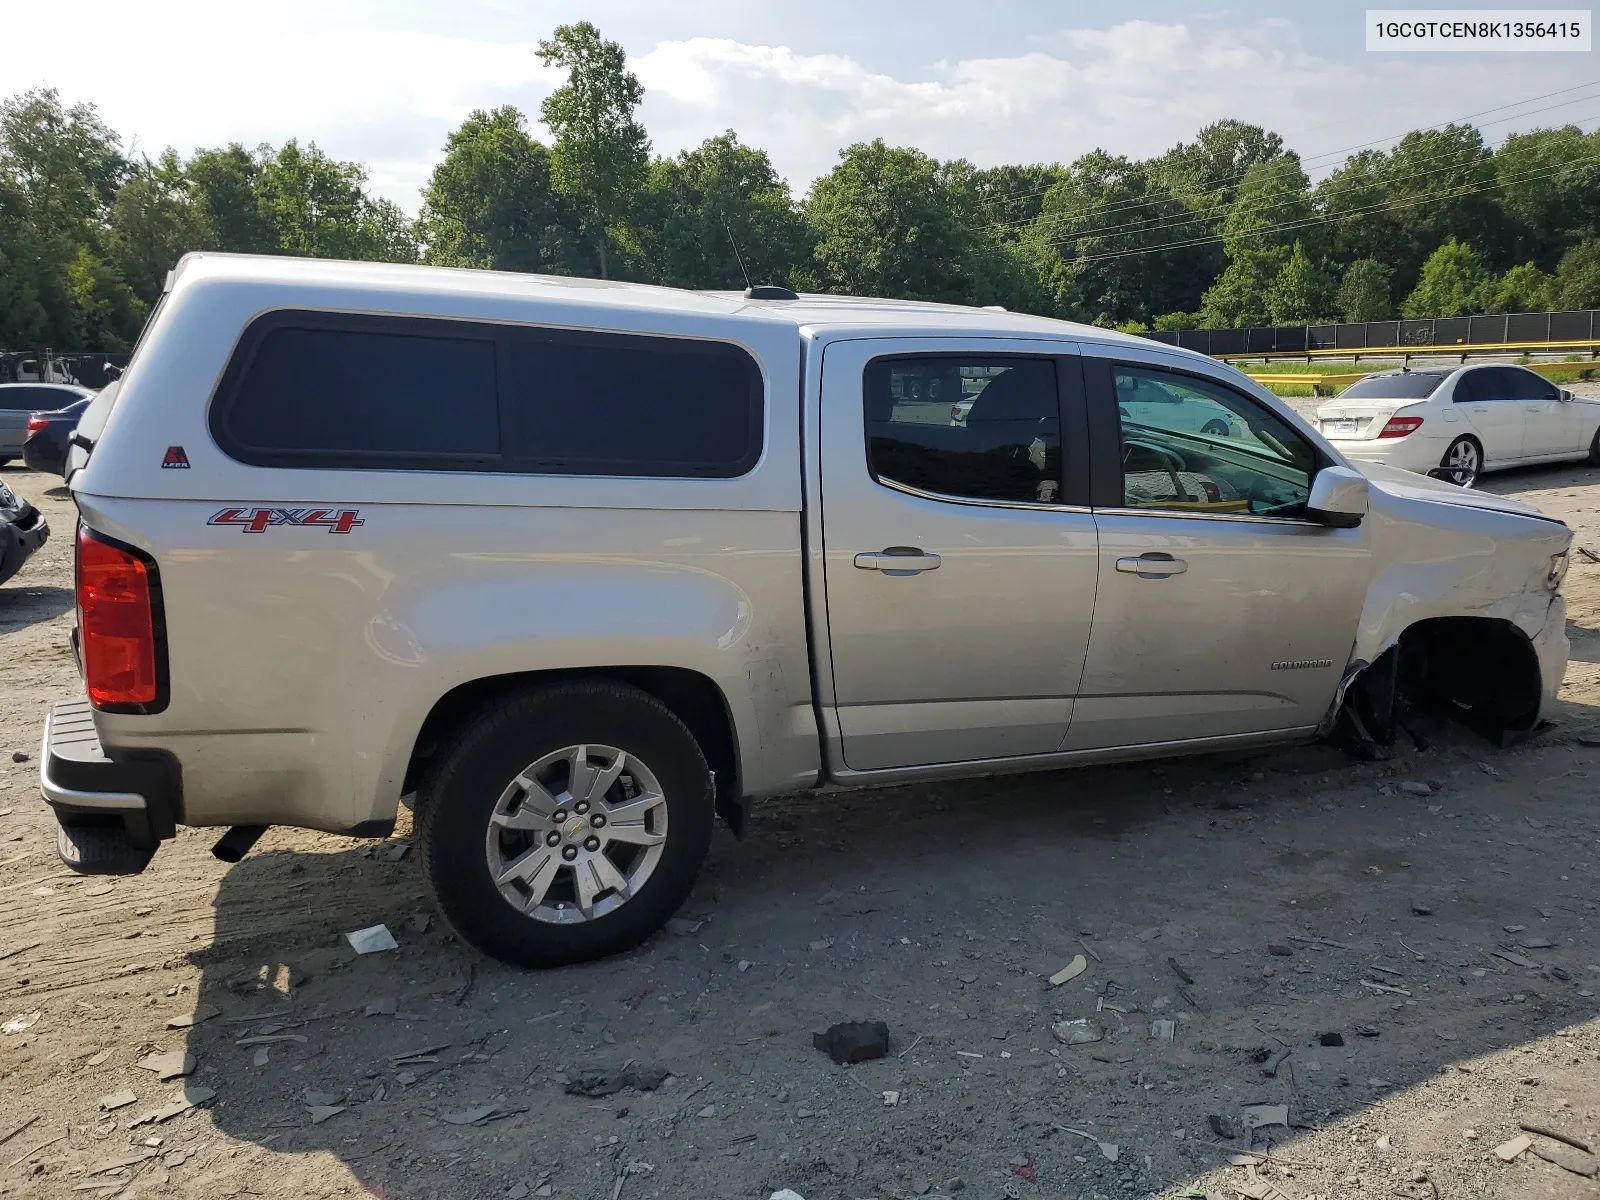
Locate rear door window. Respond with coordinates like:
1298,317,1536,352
1508,367,1559,401
863,357,1063,504
0,387,49,410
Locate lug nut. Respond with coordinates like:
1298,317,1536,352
584,835,600,852
562,845,578,861
545,831,561,847
551,809,567,823
574,800,589,815
591,814,606,828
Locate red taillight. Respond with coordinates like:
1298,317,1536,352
26,415,47,434
1378,416,1424,439
76,526,161,710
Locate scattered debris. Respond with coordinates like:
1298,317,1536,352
813,1020,889,1064
129,1084,215,1126
1150,1019,1176,1043
345,924,399,954
1494,950,1540,969
1286,934,1352,950
98,1091,136,1111
165,1006,219,1029
1410,900,1434,916
306,1105,345,1125
1267,944,1293,957
816,890,841,905
1318,1032,1345,1046
1237,1180,1296,1200
1048,955,1087,986
1399,781,1433,796
10,750,28,763
807,938,833,952
1360,979,1412,997
364,997,398,1017
769,1191,808,1200
1241,1104,1289,1131
1209,1114,1238,1139
1261,1048,1291,1078
405,911,431,934
881,1090,900,1107
665,917,704,936
1051,1018,1103,1046
1167,956,1196,985
1376,1134,1391,1151
442,1105,527,1126
1495,1134,1533,1162
564,1066,671,1097
2,1011,40,1035
1520,1122,1592,1152
135,1050,195,1081
378,840,410,862
1053,1125,1118,1162
1355,1024,1381,1037
1519,936,1556,949
1530,1142,1600,1177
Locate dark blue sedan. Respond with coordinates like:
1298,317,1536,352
22,396,92,477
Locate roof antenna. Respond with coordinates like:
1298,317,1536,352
721,214,754,292
722,213,798,302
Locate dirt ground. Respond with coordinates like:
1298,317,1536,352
4,436,1600,1200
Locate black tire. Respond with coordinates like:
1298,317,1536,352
1587,425,1600,466
416,678,714,967
1201,419,1229,436
1438,436,1482,488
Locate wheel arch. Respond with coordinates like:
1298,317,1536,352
403,666,743,830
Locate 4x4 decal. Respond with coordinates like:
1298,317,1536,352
208,507,364,534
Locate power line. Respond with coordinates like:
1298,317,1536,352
981,79,1600,234
1056,146,1600,266
1021,109,1600,251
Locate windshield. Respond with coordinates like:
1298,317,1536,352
1337,373,1445,400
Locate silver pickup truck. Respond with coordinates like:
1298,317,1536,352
42,254,1571,967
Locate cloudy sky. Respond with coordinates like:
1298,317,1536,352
4,1,1598,211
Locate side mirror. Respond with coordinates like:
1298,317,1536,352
1560,389,1574,403
1306,465,1368,528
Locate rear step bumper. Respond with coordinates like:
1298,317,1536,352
40,698,180,875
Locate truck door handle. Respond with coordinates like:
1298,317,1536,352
1115,553,1187,578
854,547,942,575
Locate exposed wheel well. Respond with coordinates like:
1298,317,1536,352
1338,615,1543,748
405,667,741,819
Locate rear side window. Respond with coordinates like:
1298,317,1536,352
211,312,763,477
500,330,762,477
0,387,50,410
1338,373,1445,400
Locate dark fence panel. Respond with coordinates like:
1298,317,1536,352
1506,311,1550,343
1399,319,1436,346
1434,317,1470,345
1468,314,1506,344
1551,310,1594,342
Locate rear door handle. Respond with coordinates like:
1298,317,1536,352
1116,553,1187,578
854,547,942,575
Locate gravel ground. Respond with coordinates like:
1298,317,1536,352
2,461,1600,1200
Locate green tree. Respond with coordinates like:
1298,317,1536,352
254,140,416,262
1493,126,1600,268
965,163,1063,233
1382,126,1505,281
418,106,590,274
1335,258,1395,321
805,139,1039,308
1401,239,1491,317
1484,262,1556,313
1265,241,1332,324
1198,156,1313,327
537,22,649,278
1019,151,1213,324
63,245,144,349
185,144,276,253
634,131,809,289
1553,240,1600,309
108,150,214,304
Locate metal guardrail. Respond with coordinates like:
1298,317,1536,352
1147,309,1600,360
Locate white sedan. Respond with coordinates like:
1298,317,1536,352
1316,363,1600,487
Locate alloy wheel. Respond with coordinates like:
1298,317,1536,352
484,744,668,924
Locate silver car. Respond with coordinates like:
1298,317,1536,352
40,254,1572,968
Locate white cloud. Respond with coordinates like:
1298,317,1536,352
1,4,1592,213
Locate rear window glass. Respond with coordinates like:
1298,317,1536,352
501,331,762,477
212,312,764,477
1337,373,1445,400
219,324,500,463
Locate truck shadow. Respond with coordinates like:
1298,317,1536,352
181,709,1600,1200
0,584,74,628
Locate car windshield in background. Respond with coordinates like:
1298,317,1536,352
1337,372,1446,400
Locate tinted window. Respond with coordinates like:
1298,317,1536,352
0,387,53,410
500,330,762,477
219,323,500,463
864,357,1061,504
1507,367,1559,401
1338,372,1445,400
1114,366,1314,518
